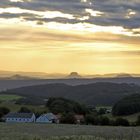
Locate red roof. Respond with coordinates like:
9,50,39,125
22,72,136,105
74,115,84,120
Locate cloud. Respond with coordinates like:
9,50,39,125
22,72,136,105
0,0,140,35
0,25,140,46
0,12,37,19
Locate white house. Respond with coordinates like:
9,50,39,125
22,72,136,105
4,112,36,123
36,113,59,123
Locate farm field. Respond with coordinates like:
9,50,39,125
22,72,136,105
0,101,48,112
0,123,139,140
0,94,22,101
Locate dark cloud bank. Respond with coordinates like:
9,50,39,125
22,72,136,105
0,0,140,30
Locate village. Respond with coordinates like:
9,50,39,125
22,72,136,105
4,112,59,123
3,112,85,124
1,97,112,125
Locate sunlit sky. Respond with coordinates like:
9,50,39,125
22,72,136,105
0,0,140,74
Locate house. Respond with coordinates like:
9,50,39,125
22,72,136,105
4,112,36,123
106,109,112,114
75,115,84,124
36,113,59,123
55,114,62,123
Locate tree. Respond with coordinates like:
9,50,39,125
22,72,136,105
115,118,129,126
0,107,10,117
136,115,140,126
18,107,32,113
0,112,3,118
46,97,89,114
73,103,89,115
98,108,107,115
60,113,76,124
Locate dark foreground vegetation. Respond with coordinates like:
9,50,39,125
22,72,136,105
46,97,89,115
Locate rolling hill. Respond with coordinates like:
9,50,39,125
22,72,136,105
0,77,140,91
112,94,140,116
3,82,140,106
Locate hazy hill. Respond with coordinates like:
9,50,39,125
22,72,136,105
4,82,140,106
0,70,140,79
0,77,140,91
0,70,48,78
0,74,37,80
0,70,66,79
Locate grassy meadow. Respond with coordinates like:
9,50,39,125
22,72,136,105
0,123,139,140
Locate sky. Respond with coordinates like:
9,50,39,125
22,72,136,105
0,0,140,74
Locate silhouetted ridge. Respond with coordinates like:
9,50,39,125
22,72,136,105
4,82,140,106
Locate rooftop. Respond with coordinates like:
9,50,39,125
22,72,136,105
4,113,34,119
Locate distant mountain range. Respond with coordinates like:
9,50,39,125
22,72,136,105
0,74,37,80
0,77,140,91
0,70,71,79
0,70,140,92
0,70,140,79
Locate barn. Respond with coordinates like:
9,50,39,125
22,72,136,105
4,112,36,123
36,113,59,123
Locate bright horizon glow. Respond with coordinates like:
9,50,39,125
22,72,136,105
0,0,140,75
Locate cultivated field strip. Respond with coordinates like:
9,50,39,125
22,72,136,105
0,123,139,140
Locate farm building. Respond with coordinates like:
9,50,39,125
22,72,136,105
36,113,59,123
75,115,84,124
106,109,112,113
4,112,36,123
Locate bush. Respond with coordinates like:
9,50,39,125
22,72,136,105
85,114,99,125
115,118,129,126
99,116,110,126
109,119,116,126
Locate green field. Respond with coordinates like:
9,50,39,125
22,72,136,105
0,101,48,113
0,123,139,140
0,94,23,101
96,105,112,111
